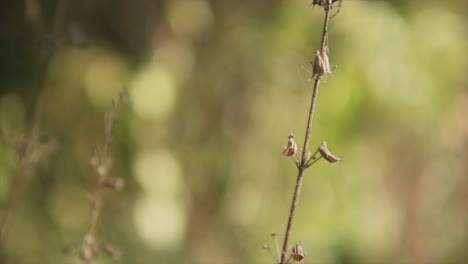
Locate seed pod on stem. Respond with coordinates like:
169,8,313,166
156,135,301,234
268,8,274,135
282,134,298,157
312,47,332,79
318,141,341,164
291,241,306,262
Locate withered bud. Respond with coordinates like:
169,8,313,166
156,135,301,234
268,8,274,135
101,243,123,260
282,134,298,157
80,235,98,262
94,157,113,176
318,142,341,164
97,164,109,176
291,241,305,261
312,0,340,7
312,47,331,79
102,177,125,190
80,245,96,262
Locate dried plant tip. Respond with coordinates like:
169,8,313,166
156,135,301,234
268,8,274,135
95,157,113,176
282,134,298,157
318,142,341,164
80,245,96,262
312,47,332,79
312,0,339,7
101,243,123,259
102,177,125,190
80,235,98,262
291,241,305,261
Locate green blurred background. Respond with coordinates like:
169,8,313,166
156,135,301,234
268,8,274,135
1,0,468,263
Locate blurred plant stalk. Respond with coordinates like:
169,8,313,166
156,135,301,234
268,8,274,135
0,0,68,248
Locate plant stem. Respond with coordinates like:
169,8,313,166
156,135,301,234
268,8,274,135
279,3,332,264
0,0,67,245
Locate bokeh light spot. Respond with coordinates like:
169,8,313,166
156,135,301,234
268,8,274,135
129,64,176,119
167,0,214,38
133,150,183,196
133,195,186,250
84,51,128,107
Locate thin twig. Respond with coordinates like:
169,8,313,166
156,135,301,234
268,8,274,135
306,156,322,168
279,2,333,264
0,0,67,245
78,89,127,263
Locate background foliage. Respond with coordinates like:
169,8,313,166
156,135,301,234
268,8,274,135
1,0,468,263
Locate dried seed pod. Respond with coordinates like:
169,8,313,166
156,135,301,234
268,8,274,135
80,234,99,262
312,0,340,7
80,244,96,262
291,241,305,261
318,142,341,164
312,47,332,79
102,177,125,190
282,134,298,157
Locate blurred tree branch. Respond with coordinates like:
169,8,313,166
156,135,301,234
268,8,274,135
0,0,68,248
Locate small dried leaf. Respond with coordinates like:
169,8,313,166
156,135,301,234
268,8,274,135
291,241,305,261
282,134,298,157
312,47,331,79
318,142,341,164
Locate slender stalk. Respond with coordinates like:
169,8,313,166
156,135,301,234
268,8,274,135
80,89,127,263
87,174,106,238
0,0,67,244
279,3,333,264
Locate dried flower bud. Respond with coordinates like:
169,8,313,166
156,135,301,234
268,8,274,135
291,241,305,261
312,47,331,79
312,0,324,6
101,243,123,260
318,142,341,164
312,0,340,7
95,157,113,176
282,134,298,157
102,177,125,190
80,235,98,262
80,245,95,262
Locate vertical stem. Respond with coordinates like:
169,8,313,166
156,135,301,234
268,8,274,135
279,2,332,263
280,79,320,264
87,177,105,237
0,0,67,244
320,4,331,49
